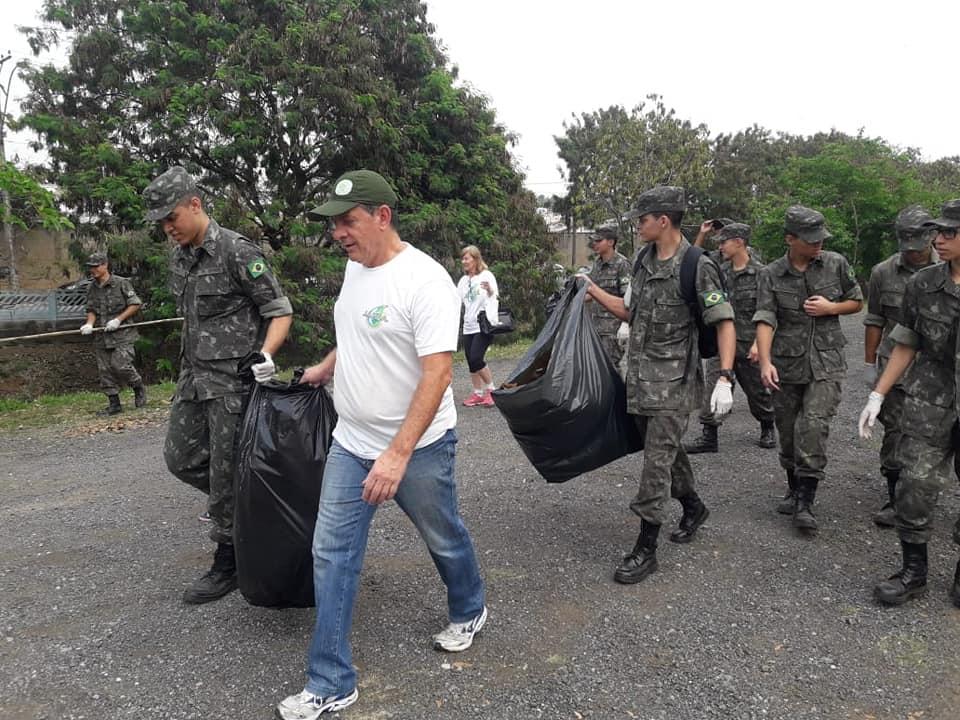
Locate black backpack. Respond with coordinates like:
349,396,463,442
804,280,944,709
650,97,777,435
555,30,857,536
632,244,723,359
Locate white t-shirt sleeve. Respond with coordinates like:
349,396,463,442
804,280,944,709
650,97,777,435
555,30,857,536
412,278,460,357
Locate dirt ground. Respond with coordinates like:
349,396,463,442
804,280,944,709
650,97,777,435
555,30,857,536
2,312,960,720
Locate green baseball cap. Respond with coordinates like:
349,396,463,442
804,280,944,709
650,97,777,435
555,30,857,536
308,170,399,219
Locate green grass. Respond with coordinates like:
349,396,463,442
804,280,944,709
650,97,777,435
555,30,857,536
0,381,177,432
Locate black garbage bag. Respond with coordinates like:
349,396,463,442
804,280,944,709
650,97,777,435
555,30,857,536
492,278,642,482
233,371,337,607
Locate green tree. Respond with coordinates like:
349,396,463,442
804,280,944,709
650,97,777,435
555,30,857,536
555,96,713,251
0,161,73,232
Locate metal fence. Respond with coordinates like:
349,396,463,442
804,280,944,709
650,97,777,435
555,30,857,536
0,289,88,325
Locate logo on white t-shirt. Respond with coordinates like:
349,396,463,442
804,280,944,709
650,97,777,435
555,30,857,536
363,305,389,328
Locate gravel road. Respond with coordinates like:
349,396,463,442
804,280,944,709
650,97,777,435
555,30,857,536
2,312,959,720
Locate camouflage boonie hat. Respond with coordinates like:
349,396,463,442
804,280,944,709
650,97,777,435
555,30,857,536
714,222,752,244
895,205,934,251
625,186,686,220
143,167,198,222
924,199,960,230
85,251,108,267
785,205,831,244
308,170,399,218
588,226,619,243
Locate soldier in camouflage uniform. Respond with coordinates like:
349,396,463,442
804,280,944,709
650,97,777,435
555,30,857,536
859,199,960,608
586,226,631,369
754,206,863,533
585,186,736,585
686,218,773,452
862,206,936,527
79,251,146,415
714,224,776,447
143,167,293,605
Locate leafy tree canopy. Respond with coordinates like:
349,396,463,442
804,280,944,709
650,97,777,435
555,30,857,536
0,161,73,232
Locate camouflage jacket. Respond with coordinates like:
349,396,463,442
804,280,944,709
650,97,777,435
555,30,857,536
588,251,631,337
720,253,765,357
169,219,293,400
889,263,960,445
864,252,937,360
624,239,734,416
753,250,862,384
84,274,141,349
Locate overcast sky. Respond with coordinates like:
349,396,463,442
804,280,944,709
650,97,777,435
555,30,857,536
3,1,958,196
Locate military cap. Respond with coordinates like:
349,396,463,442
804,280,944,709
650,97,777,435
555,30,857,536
895,205,934,251
308,170,399,218
714,222,751,244
625,186,686,220
143,167,199,222
924,199,960,229
84,251,108,267
588,226,619,243
710,217,737,230
784,205,831,244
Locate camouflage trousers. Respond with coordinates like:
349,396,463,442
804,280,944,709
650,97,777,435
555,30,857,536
877,385,906,476
698,355,774,427
163,393,247,544
629,413,696,525
772,380,842,484
597,332,624,374
896,423,960,545
94,343,142,395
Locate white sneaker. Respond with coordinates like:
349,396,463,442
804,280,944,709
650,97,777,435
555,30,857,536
276,688,358,719
432,605,487,652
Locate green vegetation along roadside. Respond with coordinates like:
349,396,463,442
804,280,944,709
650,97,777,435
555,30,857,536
0,339,534,432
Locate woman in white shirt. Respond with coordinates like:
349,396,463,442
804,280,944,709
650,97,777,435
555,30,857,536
456,245,499,407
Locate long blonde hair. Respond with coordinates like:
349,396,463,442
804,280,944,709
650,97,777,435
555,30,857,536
460,245,488,274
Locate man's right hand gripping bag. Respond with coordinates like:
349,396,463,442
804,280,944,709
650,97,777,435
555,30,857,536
492,278,642,482
233,376,337,607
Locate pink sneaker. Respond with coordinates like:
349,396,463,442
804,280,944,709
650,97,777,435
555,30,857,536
463,393,484,407
480,390,495,407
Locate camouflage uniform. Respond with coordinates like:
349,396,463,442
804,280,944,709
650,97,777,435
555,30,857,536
889,262,960,544
625,238,734,524
146,170,293,546
84,274,143,395
588,250,631,367
754,247,862,489
863,207,937,486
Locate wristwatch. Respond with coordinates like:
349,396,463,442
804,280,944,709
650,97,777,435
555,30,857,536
718,369,735,382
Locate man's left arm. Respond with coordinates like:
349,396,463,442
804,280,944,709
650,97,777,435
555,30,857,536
105,279,142,330
804,256,864,317
362,351,452,505
235,243,293,373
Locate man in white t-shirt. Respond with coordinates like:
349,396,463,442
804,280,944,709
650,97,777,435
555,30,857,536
277,170,487,720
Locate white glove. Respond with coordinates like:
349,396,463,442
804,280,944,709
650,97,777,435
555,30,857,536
616,321,630,344
251,350,276,383
710,380,734,416
80,323,94,336
865,361,877,388
105,318,121,332
858,391,885,439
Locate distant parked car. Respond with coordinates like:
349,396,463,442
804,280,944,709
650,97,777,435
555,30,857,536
58,278,92,292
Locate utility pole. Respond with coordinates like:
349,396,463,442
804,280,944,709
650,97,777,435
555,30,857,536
1,52,26,291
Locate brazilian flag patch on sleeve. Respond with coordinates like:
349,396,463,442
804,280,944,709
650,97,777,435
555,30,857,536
702,290,726,308
247,259,266,279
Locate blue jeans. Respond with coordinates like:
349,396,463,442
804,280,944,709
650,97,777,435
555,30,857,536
304,429,485,696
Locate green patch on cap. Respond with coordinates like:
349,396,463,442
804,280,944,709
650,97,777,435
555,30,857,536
247,259,266,279
702,290,726,308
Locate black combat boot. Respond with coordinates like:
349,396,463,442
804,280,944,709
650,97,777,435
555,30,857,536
684,424,718,454
776,469,798,515
757,420,776,449
133,383,148,408
96,394,122,416
669,494,710,544
614,521,660,584
183,543,238,604
873,471,898,528
793,478,818,532
951,559,960,609
874,541,928,606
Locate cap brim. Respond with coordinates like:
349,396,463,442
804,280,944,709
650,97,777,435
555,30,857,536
798,227,831,243
307,199,359,219
925,217,960,229
145,203,178,222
